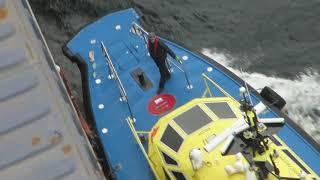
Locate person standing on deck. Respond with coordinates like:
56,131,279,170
148,32,181,94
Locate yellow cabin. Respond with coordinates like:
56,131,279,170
146,97,318,180
125,74,319,180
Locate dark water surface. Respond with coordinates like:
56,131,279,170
29,0,320,141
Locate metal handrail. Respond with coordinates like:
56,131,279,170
201,73,237,102
132,22,149,51
132,22,149,35
132,22,149,44
166,57,184,72
126,117,160,179
166,56,193,89
101,41,134,118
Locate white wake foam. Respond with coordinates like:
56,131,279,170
201,48,320,142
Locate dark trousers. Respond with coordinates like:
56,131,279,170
157,60,171,89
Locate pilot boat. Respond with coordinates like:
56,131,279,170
63,9,320,180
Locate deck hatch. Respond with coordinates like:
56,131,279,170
130,68,153,91
173,106,212,135
205,102,236,119
161,125,183,152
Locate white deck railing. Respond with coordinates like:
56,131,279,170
101,41,134,118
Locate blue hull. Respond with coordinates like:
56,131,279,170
63,9,320,179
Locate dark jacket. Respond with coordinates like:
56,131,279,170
148,37,176,64
148,36,176,89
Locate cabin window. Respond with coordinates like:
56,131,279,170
171,171,186,180
173,106,212,134
205,102,236,119
162,152,178,166
161,125,183,152
163,168,170,180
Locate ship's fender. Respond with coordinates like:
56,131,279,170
260,86,286,110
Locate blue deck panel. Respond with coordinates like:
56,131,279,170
66,9,320,179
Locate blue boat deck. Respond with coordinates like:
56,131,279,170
65,9,320,179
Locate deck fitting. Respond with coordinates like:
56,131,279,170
102,128,108,134
92,62,96,69
115,25,121,31
90,39,96,44
98,104,104,109
95,79,101,84
119,96,126,102
108,74,114,79
182,55,189,60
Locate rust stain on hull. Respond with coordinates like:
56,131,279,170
62,144,72,155
32,136,41,146
0,8,8,19
50,134,62,145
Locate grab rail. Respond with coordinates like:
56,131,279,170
166,56,193,89
132,22,149,44
201,73,237,102
126,117,160,179
101,41,134,118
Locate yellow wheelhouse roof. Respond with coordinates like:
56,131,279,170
148,97,318,180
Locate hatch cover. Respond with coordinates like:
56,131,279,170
130,68,153,91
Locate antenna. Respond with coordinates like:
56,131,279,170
240,67,253,105
238,67,269,157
